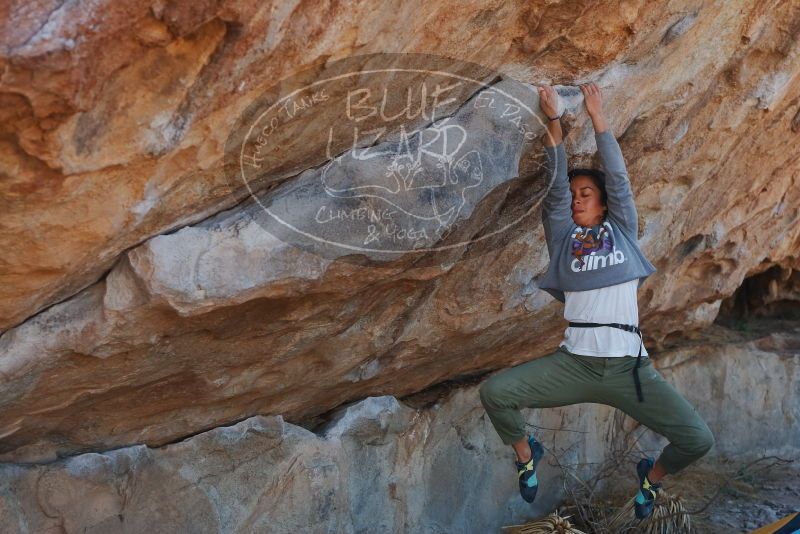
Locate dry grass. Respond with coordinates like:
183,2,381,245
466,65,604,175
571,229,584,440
501,511,587,534
502,491,692,534
603,491,691,533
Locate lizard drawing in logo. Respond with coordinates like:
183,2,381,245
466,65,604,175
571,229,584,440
320,123,484,229
571,222,614,268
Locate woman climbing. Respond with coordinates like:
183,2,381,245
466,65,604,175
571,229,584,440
478,82,715,520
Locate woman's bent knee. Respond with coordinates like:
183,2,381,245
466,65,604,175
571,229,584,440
685,425,715,458
479,378,499,407
697,427,715,456
479,375,513,409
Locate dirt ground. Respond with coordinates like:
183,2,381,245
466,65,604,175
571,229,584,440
551,455,800,533
650,456,800,533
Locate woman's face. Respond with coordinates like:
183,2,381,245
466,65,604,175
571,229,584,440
569,175,606,227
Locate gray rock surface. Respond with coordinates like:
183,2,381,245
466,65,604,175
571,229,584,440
1,325,797,532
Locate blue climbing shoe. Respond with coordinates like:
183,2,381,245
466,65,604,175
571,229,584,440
514,435,545,503
634,456,662,519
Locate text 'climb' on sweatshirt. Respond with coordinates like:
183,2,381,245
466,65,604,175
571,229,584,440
537,130,657,304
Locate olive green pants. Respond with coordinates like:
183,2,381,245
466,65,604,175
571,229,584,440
478,345,714,475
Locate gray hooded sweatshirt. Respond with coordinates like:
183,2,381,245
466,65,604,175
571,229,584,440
538,130,657,303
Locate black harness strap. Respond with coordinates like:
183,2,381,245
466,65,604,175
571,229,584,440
567,321,645,402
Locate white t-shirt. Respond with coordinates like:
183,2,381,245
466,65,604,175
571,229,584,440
559,278,649,358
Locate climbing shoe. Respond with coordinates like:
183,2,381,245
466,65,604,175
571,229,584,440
514,435,545,503
634,456,662,519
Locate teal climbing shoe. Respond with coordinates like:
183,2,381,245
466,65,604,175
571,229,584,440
514,435,545,503
634,456,662,519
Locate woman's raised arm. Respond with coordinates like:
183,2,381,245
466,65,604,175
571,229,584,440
538,85,573,252
581,83,640,238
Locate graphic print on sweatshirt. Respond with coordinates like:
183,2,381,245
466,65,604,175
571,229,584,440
570,221,626,273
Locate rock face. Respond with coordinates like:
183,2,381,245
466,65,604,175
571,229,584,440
3,1,800,335
1,0,800,507
0,391,607,533
0,326,798,533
